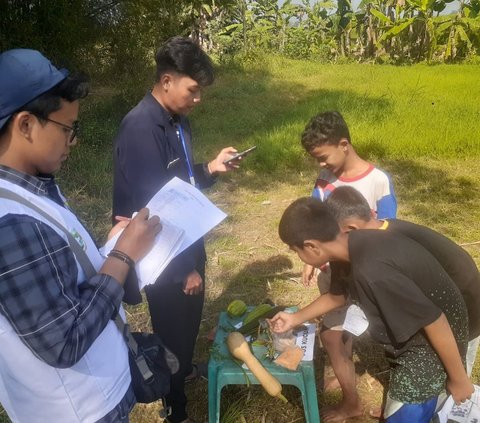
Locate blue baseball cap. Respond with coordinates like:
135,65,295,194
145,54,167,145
0,49,69,130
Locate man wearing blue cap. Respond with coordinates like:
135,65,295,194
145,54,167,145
0,49,160,422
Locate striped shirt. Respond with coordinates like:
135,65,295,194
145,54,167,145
312,164,397,219
0,165,123,368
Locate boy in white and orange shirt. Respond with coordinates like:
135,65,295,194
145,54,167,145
300,111,396,421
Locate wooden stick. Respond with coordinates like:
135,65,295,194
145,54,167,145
460,241,480,247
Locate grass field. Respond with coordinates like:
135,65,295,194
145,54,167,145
2,58,480,422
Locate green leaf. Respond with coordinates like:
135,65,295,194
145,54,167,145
422,0,437,12
436,20,453,35
445,34,453,58
456,25,472,48
377,17,415,43
406,0,423,10
370,8,392,24
433,1,446,12
221,23,243,33
464,17,480,29
202,4,213,16
445,33,452,59
435,15,453,23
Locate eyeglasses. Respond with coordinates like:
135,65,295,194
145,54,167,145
43,117,80,145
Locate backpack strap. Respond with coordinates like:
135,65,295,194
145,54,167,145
0,188,148,369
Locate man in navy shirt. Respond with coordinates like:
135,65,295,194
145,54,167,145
112,36,237,423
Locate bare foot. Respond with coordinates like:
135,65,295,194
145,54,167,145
368,406,384,420
206,325,217,342
321,401,363,422
324,375,341,391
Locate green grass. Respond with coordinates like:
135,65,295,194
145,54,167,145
192,57,480,167
2,58,480,422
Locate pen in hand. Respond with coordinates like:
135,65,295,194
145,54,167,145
115,215,132,223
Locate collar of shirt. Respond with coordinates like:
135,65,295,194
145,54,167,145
0,165,64,206
144,92,187,129
379,220,389,230
0,164,50,195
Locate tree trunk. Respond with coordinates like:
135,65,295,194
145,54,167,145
366,4,377,58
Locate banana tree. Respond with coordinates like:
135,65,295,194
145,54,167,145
436,0,480,60
295,0,338,57
371,0,446,61
215,0,256,52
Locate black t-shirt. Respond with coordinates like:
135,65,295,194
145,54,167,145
348,230,467,347
348,230,468,402
387,219,480,339
331,220,480,339
329,261,350,296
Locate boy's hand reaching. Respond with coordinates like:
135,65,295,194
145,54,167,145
302,264,318,287
423,313,474,406
268,311,300,334
447,374,474,405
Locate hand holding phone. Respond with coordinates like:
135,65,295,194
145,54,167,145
223,146,257,165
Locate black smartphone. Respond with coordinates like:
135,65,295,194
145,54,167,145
223,146,257,165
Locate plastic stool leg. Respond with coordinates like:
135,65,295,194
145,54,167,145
208,364,220,423
301,365,321,423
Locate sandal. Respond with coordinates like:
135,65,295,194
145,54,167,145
184,362,208,384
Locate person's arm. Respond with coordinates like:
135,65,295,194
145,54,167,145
424,313,474,404
268,292,346,333
194,147,238,189
302,264,318,287
177,118,235,189
0,211,159,369
193,162,217,189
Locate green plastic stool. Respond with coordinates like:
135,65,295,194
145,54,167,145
208,312,320,423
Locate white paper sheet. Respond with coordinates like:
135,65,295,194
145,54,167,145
102,177,227,289
293,323,317,361
102,220,185,288
436,385,480,423
343,304,369,336
145,177,227,254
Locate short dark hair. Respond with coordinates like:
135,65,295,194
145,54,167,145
301,111,351,152
325,186,372,223
279,197,340,247
0,73,89,138
155,36,214,86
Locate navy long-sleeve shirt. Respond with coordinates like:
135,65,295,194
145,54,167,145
112,93,216,301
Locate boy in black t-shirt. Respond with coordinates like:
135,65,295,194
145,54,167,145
269,197,473,423
325,186,480,377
